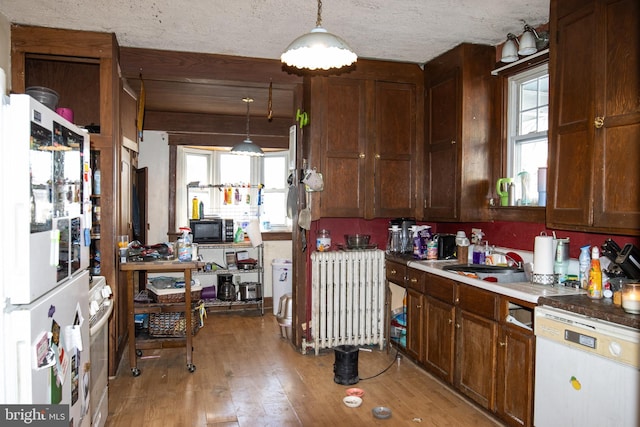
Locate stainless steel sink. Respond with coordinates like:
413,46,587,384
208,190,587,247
442,264,527,283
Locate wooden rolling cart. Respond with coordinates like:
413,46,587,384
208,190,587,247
121,260,203,376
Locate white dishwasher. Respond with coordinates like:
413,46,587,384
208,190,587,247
534,306,640,427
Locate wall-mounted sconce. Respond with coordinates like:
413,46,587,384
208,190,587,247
500,21,549,63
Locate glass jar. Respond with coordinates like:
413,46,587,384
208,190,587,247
386,226,401,255
621,282,640,314
317,229,331,252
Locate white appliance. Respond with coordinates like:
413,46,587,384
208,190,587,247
88,276,113,427
1,93,92,427
534,306,640,427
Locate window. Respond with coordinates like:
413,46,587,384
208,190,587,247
506,63,548,205
176,147,291,231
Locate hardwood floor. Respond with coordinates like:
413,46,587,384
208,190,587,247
106,312,503,426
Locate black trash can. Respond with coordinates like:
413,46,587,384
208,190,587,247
333,345,359,385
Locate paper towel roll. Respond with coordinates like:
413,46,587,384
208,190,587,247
533,235,554,274
246,219,262,248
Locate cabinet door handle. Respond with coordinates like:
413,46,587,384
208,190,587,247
448,319,452,324
416,305,422,309
499,342,507,347
594,116,605,128
375,154,381,159
390,269,397,275
359,153,365,158
455,323,460,329
410,277,418,283
451,140,456,144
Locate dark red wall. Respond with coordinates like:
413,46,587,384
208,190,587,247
312,218,640,259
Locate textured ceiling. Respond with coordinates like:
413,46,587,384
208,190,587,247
0,0,549,65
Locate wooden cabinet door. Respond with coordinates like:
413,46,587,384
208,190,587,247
424,296,455,383
547,0,598,228
592,0,640,233
373,81,417,218
548,0,640,234
317,78,367,218
496,326,534,427
405,288,424,361
455,309,497,410
425,70,459,220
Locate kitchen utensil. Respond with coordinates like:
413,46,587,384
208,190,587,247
345,234,371,249
298,190,311,230
302,168,324,191
26,86,59,110
343,396,362,408
496,178,512,206
372,406,392,419
217,274,235,301
286,183,297,219
345,387,365,398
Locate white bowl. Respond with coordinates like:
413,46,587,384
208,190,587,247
343,395,363,408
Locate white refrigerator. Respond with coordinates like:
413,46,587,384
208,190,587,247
0,93,92,427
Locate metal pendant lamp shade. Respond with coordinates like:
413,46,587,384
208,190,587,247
230,98,264,157
281,0,357,71
501,33,519,63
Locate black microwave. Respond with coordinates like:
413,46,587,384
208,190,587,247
190,219,234,243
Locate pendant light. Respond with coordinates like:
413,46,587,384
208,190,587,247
281,0,357,71
230,98,264,157
518,24,539,56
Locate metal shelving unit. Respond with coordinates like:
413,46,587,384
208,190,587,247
194,242,264,314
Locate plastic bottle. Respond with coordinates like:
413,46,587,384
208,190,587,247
199,200,204,219
93,168,101,195
587,246,602,299
177,227,192,262
191,196,199,220
578,245,591,289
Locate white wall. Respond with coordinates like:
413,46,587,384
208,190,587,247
138,130,292,299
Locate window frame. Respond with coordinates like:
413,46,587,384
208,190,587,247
175,146,291,231
493,53,549,221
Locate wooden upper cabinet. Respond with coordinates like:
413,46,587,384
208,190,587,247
309,60,422,219
424,43,494,222
547,0,640,234
373,81,417,218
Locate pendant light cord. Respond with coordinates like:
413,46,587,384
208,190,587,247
243,97,253,140
316,0,323,27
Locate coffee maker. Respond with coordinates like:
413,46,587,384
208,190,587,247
390,218,416,254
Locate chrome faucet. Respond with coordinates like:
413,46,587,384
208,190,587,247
489,246,523,269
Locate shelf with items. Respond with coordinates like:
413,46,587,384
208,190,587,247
186,182,264,220
90,150,102,276
194,243,264,315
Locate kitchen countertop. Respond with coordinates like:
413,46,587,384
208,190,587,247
537,295,640,330
404,258,585,304
389,255,639,330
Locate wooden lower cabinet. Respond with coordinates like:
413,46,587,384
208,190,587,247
391,267,535,427
423,296,455,382
455,309,498,410
496,321,535,427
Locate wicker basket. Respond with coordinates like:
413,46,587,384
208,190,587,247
147,278,202,303
148,309,200,337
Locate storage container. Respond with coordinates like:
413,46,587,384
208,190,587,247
146,277,202,303
148,310,200,337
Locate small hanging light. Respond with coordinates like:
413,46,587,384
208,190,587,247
281,0,357,71
230,98,264,157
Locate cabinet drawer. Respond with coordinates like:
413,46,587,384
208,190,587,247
406,268,425,293
386,261,406,285
457,284,497,320
425,273,455,304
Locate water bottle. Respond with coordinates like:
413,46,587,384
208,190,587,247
578,245,591,289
